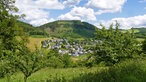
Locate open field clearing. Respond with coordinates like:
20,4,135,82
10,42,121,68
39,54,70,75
27,37,49,50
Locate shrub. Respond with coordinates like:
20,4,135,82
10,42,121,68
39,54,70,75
70,59,146,82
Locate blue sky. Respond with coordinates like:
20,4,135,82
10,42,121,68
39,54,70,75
15,0,146,29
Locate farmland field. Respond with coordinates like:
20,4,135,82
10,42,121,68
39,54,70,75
27,37,49,50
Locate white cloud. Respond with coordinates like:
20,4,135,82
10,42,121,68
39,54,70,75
59,13,81,20
95,14,146,29
30,18,55,26
35,0,65,9
58,7,96,21
86,0,127,15
63,0,81,7
15,0,64,26
16,0,65,10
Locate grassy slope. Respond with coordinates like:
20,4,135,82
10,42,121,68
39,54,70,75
133,28,146,38
121,29,139,33
1,59,146,82
27,37,49,50
121,28,145,41
0,67,101,82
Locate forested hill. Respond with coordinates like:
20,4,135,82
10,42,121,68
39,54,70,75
17,20,146,39
39,20,96,39
17,21,47,37
133,28,146,38
121,27,146,38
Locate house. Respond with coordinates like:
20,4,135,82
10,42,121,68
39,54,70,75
41,38,96,56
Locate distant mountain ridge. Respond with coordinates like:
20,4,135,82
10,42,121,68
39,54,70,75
17,20,146,39
17,21,47,37
133,28,146,38
39,20,96,39
120,27,146,38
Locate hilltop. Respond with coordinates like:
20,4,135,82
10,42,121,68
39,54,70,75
17,21,47,37
17,20,146,39
39,20,96,39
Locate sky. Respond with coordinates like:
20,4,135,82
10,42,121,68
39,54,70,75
15,0,146,29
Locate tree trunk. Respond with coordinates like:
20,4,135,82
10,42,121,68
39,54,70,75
24,76,28,82
7,75,10,82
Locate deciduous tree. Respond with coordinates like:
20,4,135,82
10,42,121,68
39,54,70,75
0,0,19,81
94,22,140,65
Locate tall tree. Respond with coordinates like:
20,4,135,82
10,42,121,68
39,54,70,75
0,0,19,54
0,0,19,81
0,1,53,82
15,39,46,82
0,0,19,48
94,22,140,65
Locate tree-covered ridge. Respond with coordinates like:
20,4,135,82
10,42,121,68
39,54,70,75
120,27,146,38
39,20,96,39
17,21,47,37
133,28,146,38
17,20,146,39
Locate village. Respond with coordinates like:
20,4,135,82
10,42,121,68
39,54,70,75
41,38,98,56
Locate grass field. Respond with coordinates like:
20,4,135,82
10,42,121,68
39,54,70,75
136,38,145,42
121,29,139,33
1,59,146,82
0,67,104,82
27,37,49,50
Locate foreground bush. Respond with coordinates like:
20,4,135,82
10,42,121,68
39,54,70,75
71,59,146,82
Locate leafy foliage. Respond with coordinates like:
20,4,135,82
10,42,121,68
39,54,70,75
94,23,140,65
0,1,48,82
142,37,146,54
0,0,146,82
70,59,146,82
1,59,146,82
61,54,74,68
0,0,20,81
15,38,46,82
43,50,64,68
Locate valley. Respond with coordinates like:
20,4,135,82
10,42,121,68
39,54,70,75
1,0,146,82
